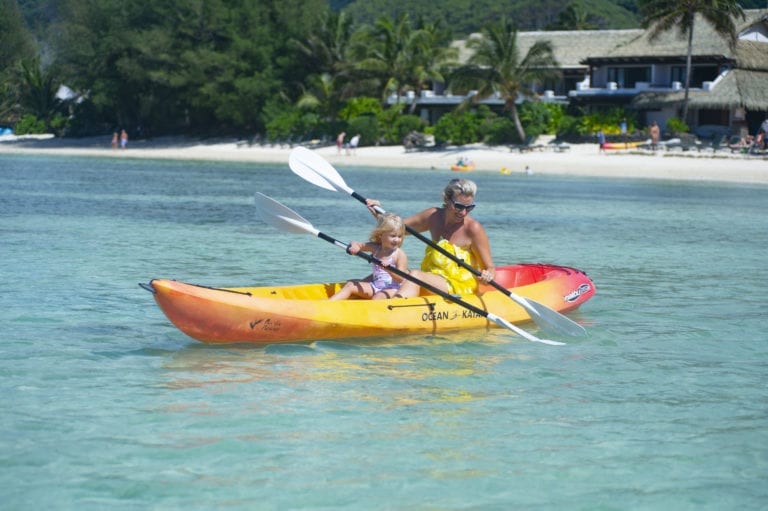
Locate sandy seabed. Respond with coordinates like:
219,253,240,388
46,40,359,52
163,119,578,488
1,134,766,184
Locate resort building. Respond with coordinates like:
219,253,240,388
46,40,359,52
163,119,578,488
576,9,768,138
396,9,768,138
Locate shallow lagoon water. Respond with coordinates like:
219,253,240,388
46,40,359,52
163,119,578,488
1,153,766,509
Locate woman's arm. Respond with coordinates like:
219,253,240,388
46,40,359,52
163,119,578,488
468,220,495,281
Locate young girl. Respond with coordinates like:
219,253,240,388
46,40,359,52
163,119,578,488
329,213,409,300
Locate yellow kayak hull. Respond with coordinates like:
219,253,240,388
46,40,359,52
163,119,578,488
144,263,595,344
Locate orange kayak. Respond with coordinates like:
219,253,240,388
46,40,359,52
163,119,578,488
142,263,595,344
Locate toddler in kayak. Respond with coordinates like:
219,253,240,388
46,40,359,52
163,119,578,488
330,213,409,300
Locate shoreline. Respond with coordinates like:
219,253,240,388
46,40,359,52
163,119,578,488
2,134,766,184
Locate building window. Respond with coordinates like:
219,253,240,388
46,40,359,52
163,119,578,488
608,66,650,88
671,65,719,87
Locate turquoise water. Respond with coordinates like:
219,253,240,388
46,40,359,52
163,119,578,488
2,153,766,510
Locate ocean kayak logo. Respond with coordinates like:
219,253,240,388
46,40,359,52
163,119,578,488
249,318,282,331
564,284,591,303
421,310,460,321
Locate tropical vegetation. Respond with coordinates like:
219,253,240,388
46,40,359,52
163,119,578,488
450,17,560,143
2,0,763,144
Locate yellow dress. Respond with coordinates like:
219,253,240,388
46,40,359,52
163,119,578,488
421,239,478,295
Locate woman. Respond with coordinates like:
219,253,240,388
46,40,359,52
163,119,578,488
368,178,495,298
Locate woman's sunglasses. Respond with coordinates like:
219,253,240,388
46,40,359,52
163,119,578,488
450,199,476,212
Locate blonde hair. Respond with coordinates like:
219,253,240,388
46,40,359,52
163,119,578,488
369,213,405,245
443,178,477,202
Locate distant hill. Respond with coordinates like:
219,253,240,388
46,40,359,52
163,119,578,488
337,0,642,34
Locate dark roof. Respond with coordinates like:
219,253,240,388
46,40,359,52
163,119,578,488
585,9,768,64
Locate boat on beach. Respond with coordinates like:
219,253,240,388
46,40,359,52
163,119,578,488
141,263,595,344
603,140,647,150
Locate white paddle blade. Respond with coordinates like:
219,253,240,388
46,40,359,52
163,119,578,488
509,292,587,337
289,147,352,194
254,192,319,236
487,313,566,346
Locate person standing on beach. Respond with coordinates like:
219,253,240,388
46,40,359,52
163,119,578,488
649,121,660,150
120,129,128,149
758,119,768,151
365,179,495,298
347,134,360,155
336,132,345,154
620,118,628,148
598,129,606,154
111,132,118,149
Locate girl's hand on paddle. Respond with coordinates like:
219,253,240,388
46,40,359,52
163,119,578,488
346,241,364,255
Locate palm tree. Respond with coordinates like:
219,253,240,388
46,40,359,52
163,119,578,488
451,17,560,142
351,14,456,112
16,58,64,127
352,14,417,106
637,0,744,123
548,2,598,31
296,72,342,124
294,10,354,82
406,18,459,112
294,11,356,129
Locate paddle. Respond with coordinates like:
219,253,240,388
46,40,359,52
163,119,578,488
254,192,565,346
288,146,586,338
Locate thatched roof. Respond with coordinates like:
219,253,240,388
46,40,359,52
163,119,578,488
586,9,768,64
735,40,768,71
452,29,643,69
632,68,768,110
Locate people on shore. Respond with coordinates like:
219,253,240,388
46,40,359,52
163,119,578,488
649,121,660,150
336,132,346,154
456,155,474,167
347,134,360,155
597,129,606,154
365,178,495,299
111,132,118,149
620,118,628,148
329,213,409,300
120,129,128,149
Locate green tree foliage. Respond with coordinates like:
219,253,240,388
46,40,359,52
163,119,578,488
350,13,457,111
665,117,689,135
293,10,356,131
579,107,636,136
351,13,422,104
433,111,481,145
7,57,68,133
451,17,560,142
346,115,377,147
0,0,37,125
342,0,641,35
294,10,354,82
54,0,325,136
546,2,598,30
637,0,744,123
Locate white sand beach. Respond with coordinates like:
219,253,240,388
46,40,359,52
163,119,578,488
1,134,766,184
